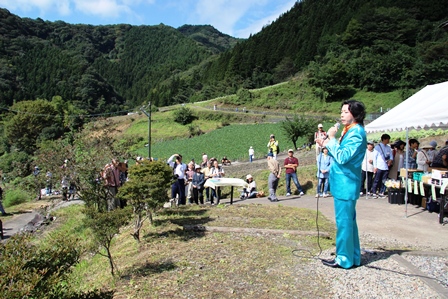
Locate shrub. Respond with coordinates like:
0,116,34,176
173,106,195,125
3,188,30,207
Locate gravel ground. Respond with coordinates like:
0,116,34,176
312,234,448,299
230,150,448,299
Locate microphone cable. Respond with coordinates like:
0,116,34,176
292,138,328,261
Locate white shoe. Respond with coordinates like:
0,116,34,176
286,193,291,196
360,192,364,196
299,192,305,196
323,193,329,198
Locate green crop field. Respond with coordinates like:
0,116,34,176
134,122,330,163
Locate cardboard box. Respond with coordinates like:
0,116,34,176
400,168,423,179
431,169,448,180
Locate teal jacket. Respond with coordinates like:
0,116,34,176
326,124,367,200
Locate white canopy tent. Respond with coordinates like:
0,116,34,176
365,81,448,217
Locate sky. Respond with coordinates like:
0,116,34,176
0,0,298,38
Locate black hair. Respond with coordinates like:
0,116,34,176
381,134,391,141
342,100,366,126
409,138,419,145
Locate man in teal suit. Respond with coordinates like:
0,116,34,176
316,100,367,269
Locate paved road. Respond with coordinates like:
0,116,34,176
231,193,448,250
1,199,84,241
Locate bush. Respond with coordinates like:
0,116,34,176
173,106,195,125
3,188,30,207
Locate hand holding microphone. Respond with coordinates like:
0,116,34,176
327,122,340,139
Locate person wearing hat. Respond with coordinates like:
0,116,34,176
191,164,205,205
427,141,438,163
241,174,257,200
417,143,433,172
360,141,375,195
267,152,281,202
314,124,327,160
267,134,279,160
284,149,305,197
248,146,255,162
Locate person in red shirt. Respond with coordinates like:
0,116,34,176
284,149,305,197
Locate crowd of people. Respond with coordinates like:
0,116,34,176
359,135,446,198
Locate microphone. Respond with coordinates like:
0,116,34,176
324,123,340,140
334,122,340,130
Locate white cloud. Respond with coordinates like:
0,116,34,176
191,0,296,38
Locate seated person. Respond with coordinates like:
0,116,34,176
241,174,257,199
221,156,231,165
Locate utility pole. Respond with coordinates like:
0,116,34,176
140,102,151,159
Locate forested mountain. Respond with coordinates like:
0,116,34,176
1,0,448,113
196,0,448,101
0,9,239,113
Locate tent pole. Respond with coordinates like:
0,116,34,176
404,128,409,218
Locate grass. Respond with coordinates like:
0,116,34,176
59,203,335,298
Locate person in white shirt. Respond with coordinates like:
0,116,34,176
371,134,393,198
167,154,187,205
209,160,224,204
248,146,254,162
360,141,375,196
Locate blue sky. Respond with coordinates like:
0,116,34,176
0,0,297,38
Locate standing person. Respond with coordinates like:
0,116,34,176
103,159,121,210
316,99,367,269
201,153,208,168
417,144,433,172
316,147,332,198
360,141,375,195
248,146,254,162
284,149,305,197
314,124,327,160
45,171,53,196
185,162,195,203
201,160,213,202
406,139,420,169
0,186,11,216
389,140,405,180
431,140,448,168
267,152,282,202
267,134,279,160
370,134,393,198
427,141,438,164
192,164,205,205
167,154,187,205
210,160,224,205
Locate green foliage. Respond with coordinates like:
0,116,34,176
83,207,132,276
173,106,195,125
0,232,113,299
2,188,29,207
3,100,64,154
280,115,320,150
0,151,31,179
118,160,172,241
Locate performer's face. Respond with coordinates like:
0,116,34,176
340,104,355,126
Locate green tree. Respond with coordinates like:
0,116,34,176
280,115,319,150
4,100,63,154
118,160,172,242
173,106,195,125
83,207,132,276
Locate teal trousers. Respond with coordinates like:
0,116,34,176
334,197,361,268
